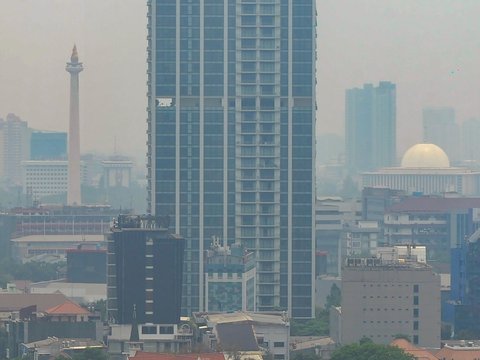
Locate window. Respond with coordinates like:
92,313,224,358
413,284,419,293
413,335,419,344
159,326,174,334
413,296,419,305
413,321,418,330
141,326,157,334
274,342,284,348
413,308,419,318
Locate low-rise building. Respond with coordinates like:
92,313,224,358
193,312,290,360
10,234,105,263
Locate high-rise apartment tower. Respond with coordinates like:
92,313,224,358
345,82,396,174
147,0,316,318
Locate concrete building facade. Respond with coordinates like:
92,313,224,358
333,258,441,348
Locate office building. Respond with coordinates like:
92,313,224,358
30,131,67,160
423,107,460,163
362,143,480,196
447,224,480,338
22,160,87,200
147,1,316,317
0,113,30,185
107,215,187,358
107,215,184,325
331,255,441,348
315,197,361,275
384,196,480,265
345,82,396,174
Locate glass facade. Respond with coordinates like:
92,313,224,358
147,0,315,318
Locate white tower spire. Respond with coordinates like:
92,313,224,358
66,44,83,205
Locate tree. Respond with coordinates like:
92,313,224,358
331,342,414,360
290,308,329,336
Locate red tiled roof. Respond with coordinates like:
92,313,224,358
131,352,225,360
391,339,438,360
44,299,91,316
436,346,480,360
388,197,480,213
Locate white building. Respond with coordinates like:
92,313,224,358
102,158,133,188
22,160,87,200
362,143,480,196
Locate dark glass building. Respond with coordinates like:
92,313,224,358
147,0,316,317
107,215,185,325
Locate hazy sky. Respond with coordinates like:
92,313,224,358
1,0,480,162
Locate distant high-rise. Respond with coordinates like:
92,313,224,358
30,131,67,160
345,82,396,174
0,113,30,186
461,118,480,162
65,45,83,205
147,0,316,317
422,107,459,163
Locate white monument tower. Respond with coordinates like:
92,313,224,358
66,45,83,205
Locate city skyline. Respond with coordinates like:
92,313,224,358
1,1,480,162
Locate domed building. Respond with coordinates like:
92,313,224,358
362,143,480,195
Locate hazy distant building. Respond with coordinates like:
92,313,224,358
423,107,460,163
0,113,30,185
345,82,396,174
30,131,67,160
316,133,344,165
22,160,87,200
315,198,362,275
147,0,316,317
331,256,441,348
461,118,480,163
102,158,133,189
383,196,480,263
362,143,480,196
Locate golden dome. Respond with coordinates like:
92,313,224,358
401,143,450,168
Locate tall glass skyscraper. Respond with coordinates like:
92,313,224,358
147,0,316,318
